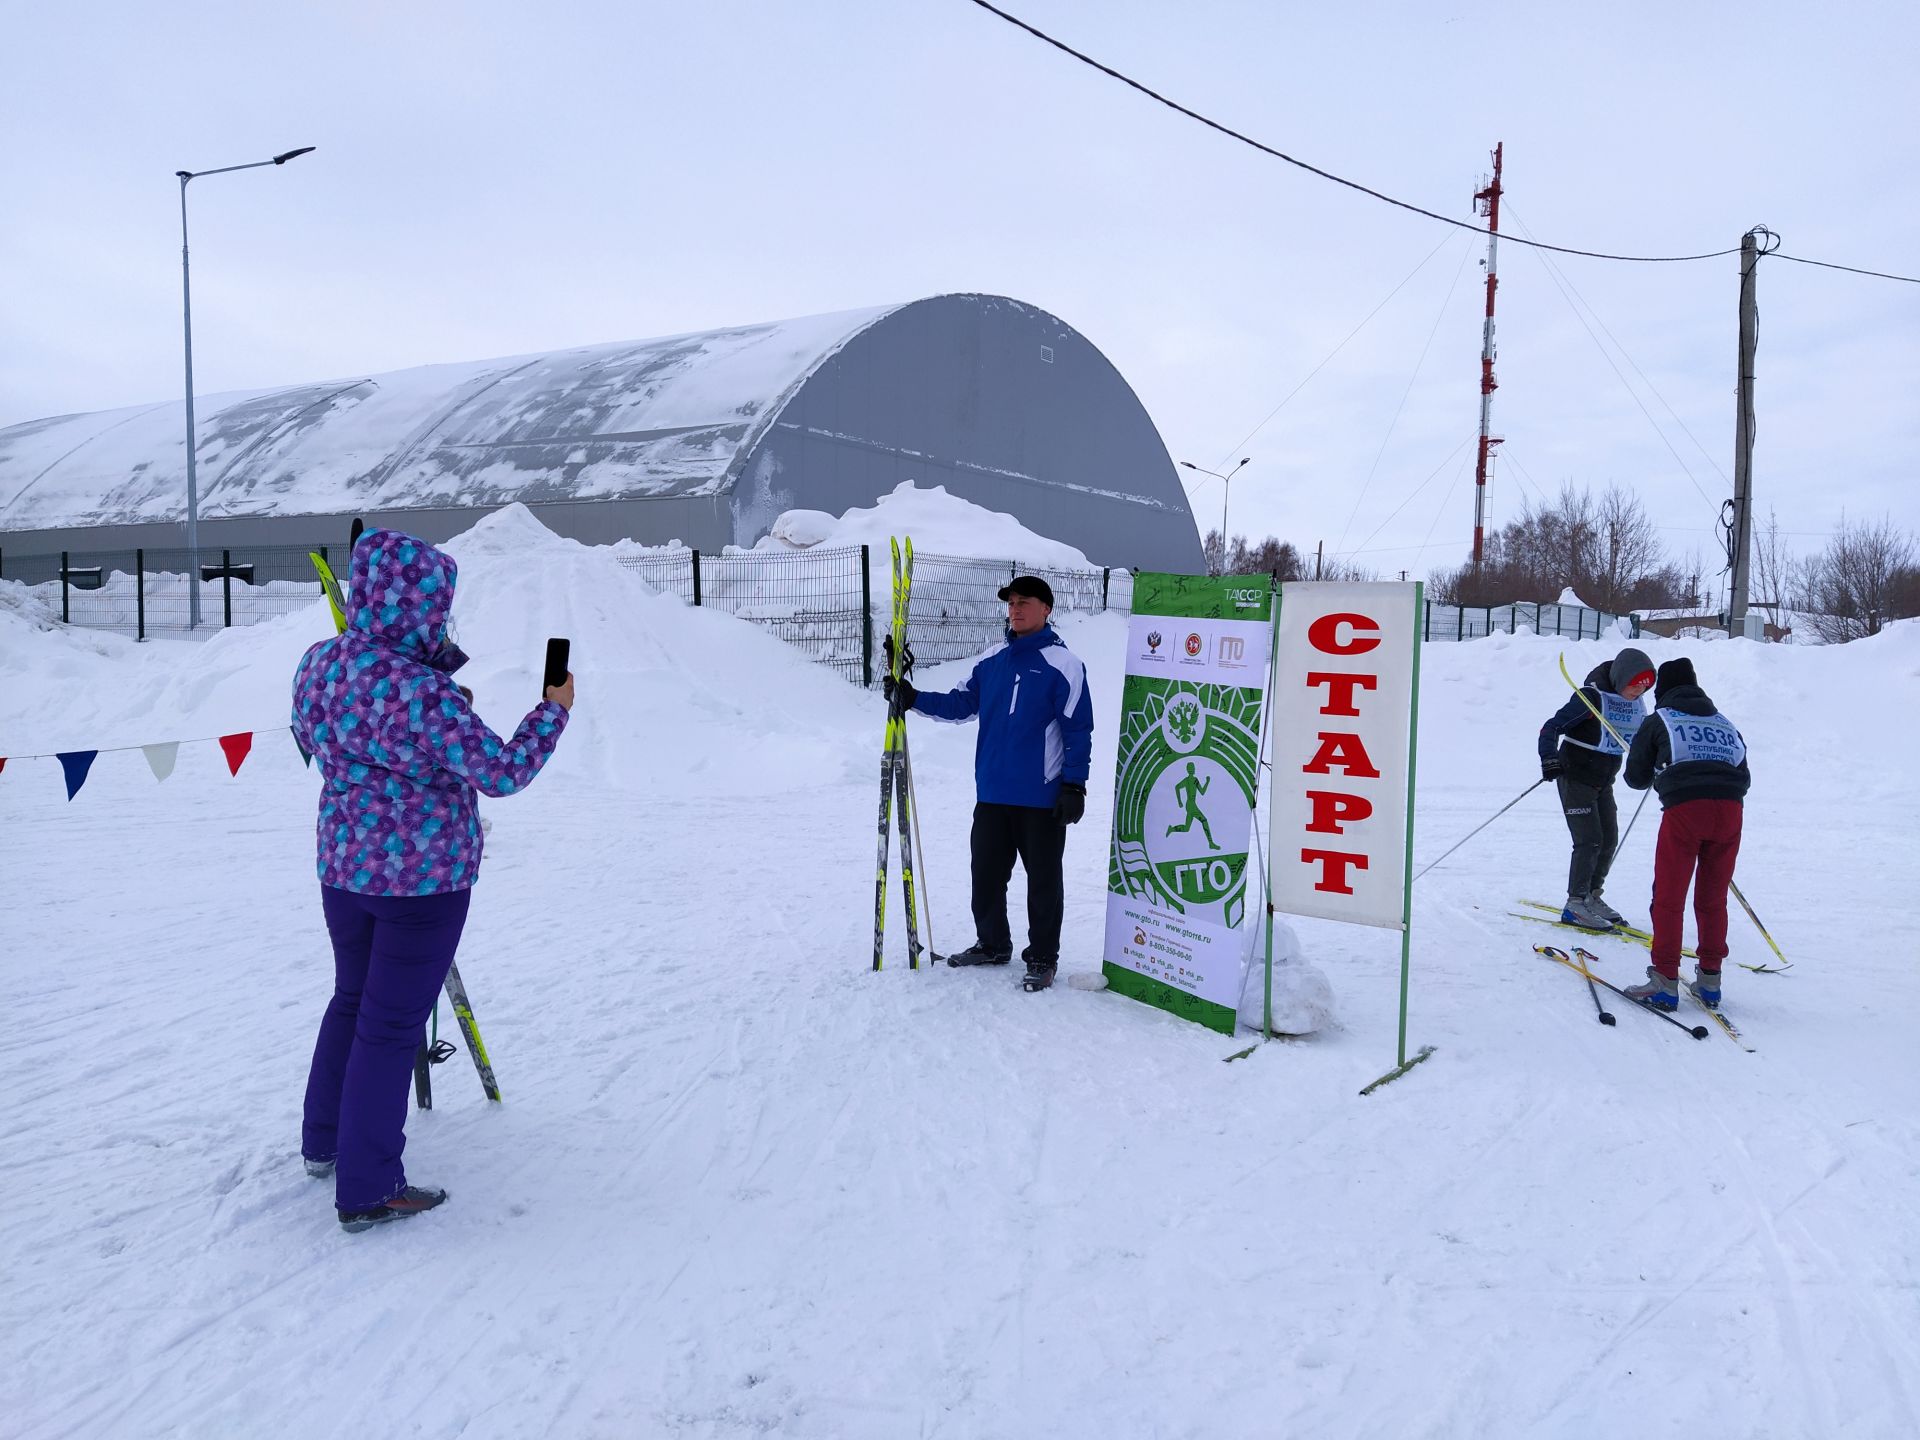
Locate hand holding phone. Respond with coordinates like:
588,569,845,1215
543,638,574,710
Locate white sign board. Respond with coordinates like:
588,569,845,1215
1268,582,1420,930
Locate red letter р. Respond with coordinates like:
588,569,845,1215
1305,671,1378,717
1306,612,1381,656
1302,731,1381,779
1301,848,1368,894
1305,790,1374,834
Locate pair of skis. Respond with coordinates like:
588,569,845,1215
872,536,934,970
308,520,502,1107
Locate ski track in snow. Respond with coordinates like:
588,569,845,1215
4,539,1919,1437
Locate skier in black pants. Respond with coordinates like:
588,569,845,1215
1537,646,1654,929
884,575,1095,992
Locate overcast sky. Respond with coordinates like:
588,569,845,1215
4,0,1915,585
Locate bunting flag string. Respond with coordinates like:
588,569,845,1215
0,726,296,801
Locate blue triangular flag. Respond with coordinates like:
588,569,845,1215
57,750,98,801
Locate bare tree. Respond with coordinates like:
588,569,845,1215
1802,516,1920,643
1426,482,1687,610
1201,527,1225,576
1748,507,1796,628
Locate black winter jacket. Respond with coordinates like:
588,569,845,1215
1624,683,1751,807
1538,662,1633,786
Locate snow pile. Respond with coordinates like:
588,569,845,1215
760,480,1095,568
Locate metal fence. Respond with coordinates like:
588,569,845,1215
1,542,340,638
1422,600,1637,642
4,536,1631,667
615,544,875,683
612,544,1131,684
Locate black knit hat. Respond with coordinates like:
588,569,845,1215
1654,656,1697,703
998,575,1055,608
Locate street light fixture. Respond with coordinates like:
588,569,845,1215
1179,457,1251,573
176,145,315,628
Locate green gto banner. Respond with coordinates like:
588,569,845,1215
1102,572,1274,1034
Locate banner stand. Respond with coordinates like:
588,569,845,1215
1359,580,1432,1096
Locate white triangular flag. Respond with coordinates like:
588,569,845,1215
142,742,180,782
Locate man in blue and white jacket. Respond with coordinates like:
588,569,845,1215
885,575,1095,992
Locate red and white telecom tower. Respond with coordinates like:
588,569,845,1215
1471,143,1504,567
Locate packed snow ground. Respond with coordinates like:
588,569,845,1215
3,506,1917,1440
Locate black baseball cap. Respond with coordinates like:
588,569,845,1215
997,575,1055,608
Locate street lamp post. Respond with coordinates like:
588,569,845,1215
177,145,315,628
1179,457,1250,573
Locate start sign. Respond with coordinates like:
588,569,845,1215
1267,582,1422,930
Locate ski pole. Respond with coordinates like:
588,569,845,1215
1535,945,1708,1039
1412,778,1547,881
1565,946,1614,1025
1611,787,1652,863
1557,653,1789,971
1729,883,1792,972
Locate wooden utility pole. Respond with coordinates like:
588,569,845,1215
1315,540,1324,580
1728,228,1761,637
1471,144,1505,567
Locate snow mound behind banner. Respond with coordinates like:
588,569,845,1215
1237,916,1336,1036
759,479,1095,568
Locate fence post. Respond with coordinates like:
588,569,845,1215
62,550,71,624
1101,566,1110,611
860,544,873,686
1423,600,1430,641
222,549,233,627
691,549,702,607
1456,605,1463,641
137,548,146,641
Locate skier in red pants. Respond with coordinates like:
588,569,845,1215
1621,657,1750,1010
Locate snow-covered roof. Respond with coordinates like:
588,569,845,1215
0,304,900,529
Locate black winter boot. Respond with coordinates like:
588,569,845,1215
945,944,1013,967
1022,958,1057,992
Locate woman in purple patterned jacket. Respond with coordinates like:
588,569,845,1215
291,529,571,1233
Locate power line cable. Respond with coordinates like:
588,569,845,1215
965,0,1742,264
1772,253,1920,284
1209,231,1458,469
1334,244,1475,555
1347,431,1477,560
1507,202,1729,485
1507,221,1722,518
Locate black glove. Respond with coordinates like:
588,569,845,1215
1053,782,1086,826
883,633,915,675
1541,755,1565,781
882,674,917,710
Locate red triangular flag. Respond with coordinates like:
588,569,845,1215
0,757,7,775
218,732,254,777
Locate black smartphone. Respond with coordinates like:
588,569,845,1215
543,637,571,692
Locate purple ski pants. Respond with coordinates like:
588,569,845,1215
303,884,471,1209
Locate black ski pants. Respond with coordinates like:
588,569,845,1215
1558,775,1618,898
970,801,1066,964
